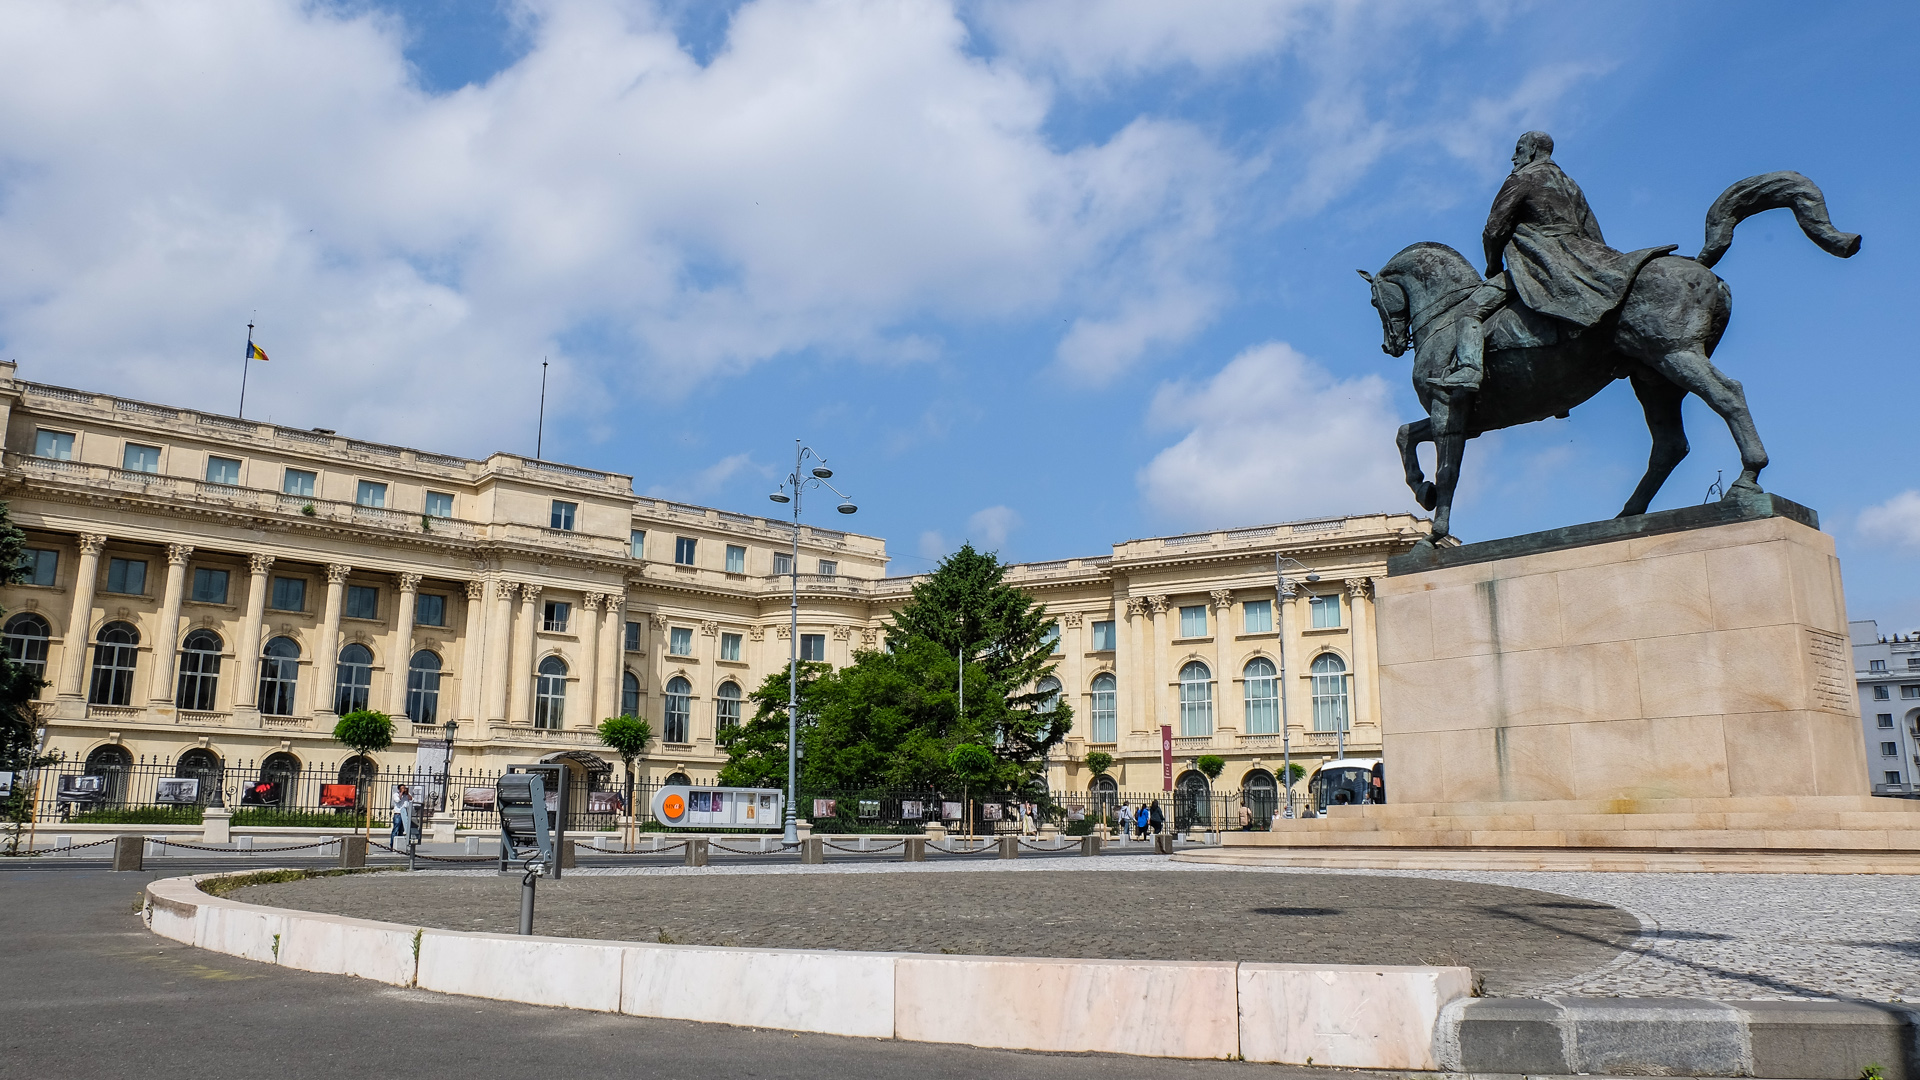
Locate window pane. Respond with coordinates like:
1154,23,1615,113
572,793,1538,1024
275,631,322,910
270,576,306,612
18,549,57,587
335,644,374,714
621,671,641,717
723,545,746,574
800,634,825,662
1243,599,1273,634
1310,654,1348,731
1090,673,1117,743
720,633,741,661
664,678,690,743
716,682,741,731
550,501,576,530
35,430,75,459
355,480,387,508
206,456,242,485
1243,658,1278,734
407,651,441,723
1090,620,1115,651
346,585,379,620
817,560,837,576
415,593,446,627
772,552,792,576
1179,605,1207,638
669,627,692,655
1178,661,1212,737
283,469,316,497
675,537,697,565
123,443,161,473
424,492,453,518
107,558,147,595
543,601,571,633
1310,593,1342,629
624,621,641,650
629,530,645,559
190,567,230,604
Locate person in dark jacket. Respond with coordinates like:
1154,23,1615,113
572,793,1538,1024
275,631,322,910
1147,800,1165,835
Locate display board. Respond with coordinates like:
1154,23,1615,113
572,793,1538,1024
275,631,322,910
651,785,782,829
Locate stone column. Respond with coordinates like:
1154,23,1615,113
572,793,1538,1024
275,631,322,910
1278,580,1303,740
55,533,107,703
1210,589,1235,736
1345,577,1372,736
1122,597,1145,738
1147,595,1169,735
314,564,351,718
1060,612,1084,741
233,554,273,714
388,573,422,718
576,593,602,727
482,579,515,723
507,583,541,726
458,580,487,723
598,596,626,719
148,544,194,707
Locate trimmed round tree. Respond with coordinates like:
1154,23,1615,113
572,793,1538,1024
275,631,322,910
597,714,653,848
332,709,394,835
948,743,995,836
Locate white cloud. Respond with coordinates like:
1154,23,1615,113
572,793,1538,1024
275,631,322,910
1859,491,1920,549
966,505,1021,549
1137,341,1406,526
918,530,948,562
977,0,1329,82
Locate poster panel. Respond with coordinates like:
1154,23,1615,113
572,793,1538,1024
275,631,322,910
942,801,962,820
900,799,922,820
812,798,836,817
320,783,359,808
982,803,1003,821
587,791,624,814
463,786,497,809
155,777,200,804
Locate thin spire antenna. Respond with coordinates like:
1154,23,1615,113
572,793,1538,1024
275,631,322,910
536,358,549,459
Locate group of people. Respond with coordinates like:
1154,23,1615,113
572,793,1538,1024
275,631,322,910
1114,800,1165,840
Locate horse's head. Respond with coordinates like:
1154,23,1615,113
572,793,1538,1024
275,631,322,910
1358,269,1410,357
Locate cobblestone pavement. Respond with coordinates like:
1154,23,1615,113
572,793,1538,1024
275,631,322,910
242,865,1635,995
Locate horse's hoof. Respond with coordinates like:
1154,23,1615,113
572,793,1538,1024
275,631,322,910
1413,482,1438,511
1723,478,1765,500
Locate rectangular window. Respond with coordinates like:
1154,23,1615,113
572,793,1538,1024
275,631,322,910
1243,599,1273,634
1888,771,1905,786
817,559,837,576
34,430,75,460
1904,686,1920,700
1042,623,1061,653
772,552,793,576
725,545,746,574
1883,742,1900,757
720,632,742,662
346,584,379,620
190,567,229,604
629,530,645,559
1909,657,1920,670
106,557,146,595
1879,714,1896,728
624,621,641,650
122,443,161,473
1090,679,1117,743
674,537,697,565
355,480,387,508
416,593,446,627
424,492,453,518
1875,686,1892,701
1309,592,1342,629
270,576,306,612
668,627,693,656
543,601,571,633
1871,659,1888,672
800,633,826,662
17,548,57,587
1178,605,1207,638
550,500,576,530
1090,620,1116,651
205,456,242,485
282,468,316,497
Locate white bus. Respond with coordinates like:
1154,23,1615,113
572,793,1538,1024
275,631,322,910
1306,757,1382,813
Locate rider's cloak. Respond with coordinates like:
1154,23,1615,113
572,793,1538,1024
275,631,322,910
1483,159,1635,328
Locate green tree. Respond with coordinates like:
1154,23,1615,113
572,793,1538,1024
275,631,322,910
1083,751,1114,778
332,709,393,835
1195,755,1226,781
596,714,653,846
0,500,51,854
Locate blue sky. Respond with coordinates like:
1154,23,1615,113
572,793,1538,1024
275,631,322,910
2,1,1916,625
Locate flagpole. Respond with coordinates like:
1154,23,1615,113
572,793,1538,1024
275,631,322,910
536,358,549,459
239,322,254,419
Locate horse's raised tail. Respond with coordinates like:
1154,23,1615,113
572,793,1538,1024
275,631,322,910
1697,170,1861,268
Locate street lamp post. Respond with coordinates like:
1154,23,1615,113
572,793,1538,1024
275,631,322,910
440,717,458,815
1274,555,1319,820
769,441,858,846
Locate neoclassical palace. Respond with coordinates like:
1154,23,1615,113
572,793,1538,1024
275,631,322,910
0,361,1427,799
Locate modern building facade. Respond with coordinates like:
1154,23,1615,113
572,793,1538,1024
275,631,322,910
1,361,1425,805
1849,619,1920,798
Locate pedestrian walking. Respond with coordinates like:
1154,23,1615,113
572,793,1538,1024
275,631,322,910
1146,800,1164,835
1134,802,1150,840
390,783,415,845
1238,802,1252,830
1117,801,1132,839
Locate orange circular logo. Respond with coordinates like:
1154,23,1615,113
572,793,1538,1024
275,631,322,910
663,794,685,819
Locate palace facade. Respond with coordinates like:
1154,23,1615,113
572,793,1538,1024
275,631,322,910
0,361,1427,802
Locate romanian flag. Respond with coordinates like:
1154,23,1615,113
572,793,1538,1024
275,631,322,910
246,341,270,362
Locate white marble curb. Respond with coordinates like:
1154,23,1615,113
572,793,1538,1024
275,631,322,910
143,872,1470,1068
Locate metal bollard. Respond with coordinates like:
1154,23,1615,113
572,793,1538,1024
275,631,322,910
799,837,825,864
1080,834,1101,856
685,837,710,867
998,835,1018,860
338,835,368,868
902,836,926,862
520,861,542,935
145,840,161,860
112,835,144,871
593,834,610,851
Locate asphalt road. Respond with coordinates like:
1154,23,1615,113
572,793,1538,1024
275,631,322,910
0,864,1411,1080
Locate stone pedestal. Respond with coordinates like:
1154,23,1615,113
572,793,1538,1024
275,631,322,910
200,807,232,845
1220,497,1920,857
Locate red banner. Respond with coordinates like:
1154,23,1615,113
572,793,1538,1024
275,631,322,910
1160,725,1173,790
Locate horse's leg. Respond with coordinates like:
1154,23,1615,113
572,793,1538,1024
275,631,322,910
1620,367,1689,517
1427,394,1468,539
1397,418,1438,510
1646,350,1768,496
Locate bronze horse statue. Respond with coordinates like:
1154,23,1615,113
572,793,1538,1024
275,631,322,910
1362,172,1859,542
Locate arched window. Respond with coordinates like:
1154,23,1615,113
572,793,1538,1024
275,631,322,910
3,613,51,682
248,751,301,808
1243,657,1278,735
338,755,378,786
1310,653,1349,731
88,621,140,706
176,748,224,807
1242,769,1278,827
715,681,742,732
1174,769,1211,830
259,637,301,716
664,676,691,743
84,744,132,773
621,671,641,718
1089,672,1117,743
334,643,373,714
1036,676,1062,713
1178,660,1213,737
176,629,223,711
406,650,442,723
534,656,567,729
664,771,691,786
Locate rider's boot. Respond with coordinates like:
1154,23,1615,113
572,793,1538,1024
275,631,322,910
1433,316,1484,390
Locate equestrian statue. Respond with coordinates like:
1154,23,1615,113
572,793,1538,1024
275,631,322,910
1361,131,1859,542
